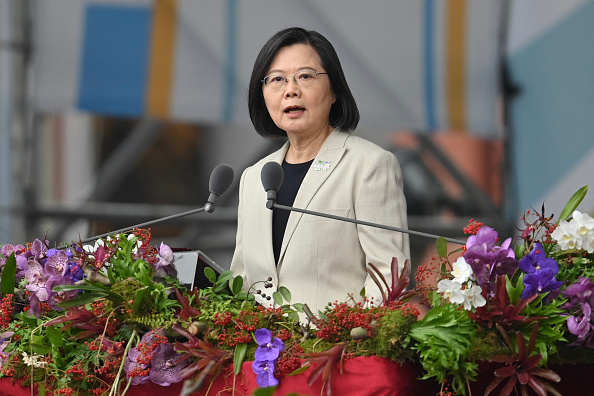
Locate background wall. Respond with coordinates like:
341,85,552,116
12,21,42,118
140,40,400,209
1,0,593,272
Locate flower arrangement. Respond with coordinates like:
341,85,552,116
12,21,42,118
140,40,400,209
0,186,592,396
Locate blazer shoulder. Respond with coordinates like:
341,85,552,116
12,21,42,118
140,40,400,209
344,134,396,160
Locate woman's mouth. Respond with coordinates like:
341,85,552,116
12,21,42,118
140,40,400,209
284,106,305,114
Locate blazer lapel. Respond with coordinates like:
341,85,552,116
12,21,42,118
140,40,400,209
278,130,349,265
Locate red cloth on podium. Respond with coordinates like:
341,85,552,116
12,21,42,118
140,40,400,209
0,356,438,396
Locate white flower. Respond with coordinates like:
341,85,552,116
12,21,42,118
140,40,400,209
437,279,465,305
551,219,578,250
21,352,47,368
462,284,487,310
571,211,594,253
451,257,472,284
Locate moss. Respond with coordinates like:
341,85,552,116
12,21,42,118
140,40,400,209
361,309,417,363
467,328,509,361
105,277,158,320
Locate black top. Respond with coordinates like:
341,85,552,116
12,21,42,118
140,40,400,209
272,159,313,264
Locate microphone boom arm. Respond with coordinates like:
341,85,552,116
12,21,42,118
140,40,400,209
69,205,209,247
271,203,466,245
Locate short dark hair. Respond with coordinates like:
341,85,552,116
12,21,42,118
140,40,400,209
248,27,360,138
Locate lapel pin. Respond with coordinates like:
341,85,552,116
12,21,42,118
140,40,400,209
313,160,331,171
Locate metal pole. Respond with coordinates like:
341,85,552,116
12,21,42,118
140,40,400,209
0,0,14,243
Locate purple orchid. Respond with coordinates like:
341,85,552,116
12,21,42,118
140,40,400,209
123,348,150,385
567,303,593,339
561,277,594,347
254,328,284,362
153,242,176,278
0,244,28,274
0,244,25,268
252,360,279,388
252,328,284,388
519,242,559,274
0,332,14,370
24,259,49,302
521,268,563,300
519,243,563,300
562,276,594,309
45,250,69,277
466,226,500,251
464,226,518,292
29,239,48,262
46,276,78,310
148,343,189,386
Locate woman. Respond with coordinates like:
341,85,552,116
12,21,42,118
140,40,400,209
231,27,409,316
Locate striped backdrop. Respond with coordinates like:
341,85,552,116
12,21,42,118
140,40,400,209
33,0,504,138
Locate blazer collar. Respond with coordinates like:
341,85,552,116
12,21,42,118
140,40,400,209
278,129,349,265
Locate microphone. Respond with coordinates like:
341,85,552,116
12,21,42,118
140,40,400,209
66,164,235,247
261,161,284,209
205,163,235,213
260,161,466,245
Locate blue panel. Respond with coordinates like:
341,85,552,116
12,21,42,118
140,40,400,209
423,0,437,131
77,5,151,117
508,0,594,214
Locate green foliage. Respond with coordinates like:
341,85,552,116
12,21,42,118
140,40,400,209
558,185,588,222
436,237,448,258
408,298,478,396
365,308,417,363
0,252,16,295
519,294,568,365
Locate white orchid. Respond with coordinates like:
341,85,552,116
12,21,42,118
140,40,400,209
451,257,473,284
551,219,578,251
461,284,487,310
571,211,594,253
552,210,594,253
437,279,465,305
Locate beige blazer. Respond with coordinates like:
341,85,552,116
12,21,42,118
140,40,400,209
230,130,410,314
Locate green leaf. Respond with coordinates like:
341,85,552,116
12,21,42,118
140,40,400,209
57,292,106,308
278,286,291,303
38,382,46,396
217,270,234,284
132,287,149,315
287,311,299,322
292,303,305,313
272,291,283,306
1,252,17,296
287,363,311,376
558,185,588,222
52,284,108,293
436,237,448,258
45,326,64,347
230,276,243,295
252,387,278,396
233,343,248,376
31,343,52,355
204,267,217,284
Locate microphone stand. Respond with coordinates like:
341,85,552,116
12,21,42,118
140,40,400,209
269,202,467,245
70,204,212,247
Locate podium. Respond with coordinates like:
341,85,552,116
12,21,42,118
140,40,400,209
172,249,226,290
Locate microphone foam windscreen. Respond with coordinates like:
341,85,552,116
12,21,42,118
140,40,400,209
209,164,235,196
261,161,284,191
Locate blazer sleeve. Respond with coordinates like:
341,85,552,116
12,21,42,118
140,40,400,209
354,150,410,304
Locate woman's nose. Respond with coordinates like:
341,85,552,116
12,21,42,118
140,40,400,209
284,80,301,97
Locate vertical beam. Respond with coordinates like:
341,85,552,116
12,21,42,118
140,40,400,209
0,0,14,243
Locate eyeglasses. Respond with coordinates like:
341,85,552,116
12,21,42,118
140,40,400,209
261,69,328,90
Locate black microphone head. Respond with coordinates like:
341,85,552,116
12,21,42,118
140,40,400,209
261,161,284,191
209,164,235,196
